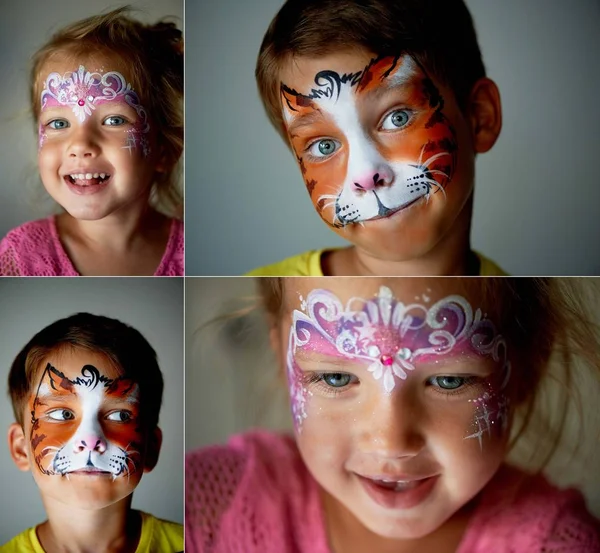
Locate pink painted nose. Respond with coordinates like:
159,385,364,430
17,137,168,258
75,435,107,454
352,170,391,192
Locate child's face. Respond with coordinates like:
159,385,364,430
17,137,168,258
36,54,162,221
20,348,157,510
279,51,476,261
276,278,511,540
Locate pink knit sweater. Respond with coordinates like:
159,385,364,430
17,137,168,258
186,431,600,553
0,216,184,276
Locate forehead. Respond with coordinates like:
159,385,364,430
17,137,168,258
282,278,488,319
279,50,424,100
37,52,138,94
32,347,123,388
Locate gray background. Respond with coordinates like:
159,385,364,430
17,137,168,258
185,0,600,276
185,277,600,517
0,278,183,542
0,0,182,239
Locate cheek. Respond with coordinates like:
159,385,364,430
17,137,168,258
103,423,144,453
30,419,76,466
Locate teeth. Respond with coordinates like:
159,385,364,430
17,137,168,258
100,173,106,179
93,173,99,178
85,173,92,179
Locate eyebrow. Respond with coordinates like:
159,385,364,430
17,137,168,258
287,109,327,136
360,77,423,105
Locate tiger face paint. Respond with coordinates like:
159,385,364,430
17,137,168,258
279,51,474,261
29,361,143,479
286,284,510,434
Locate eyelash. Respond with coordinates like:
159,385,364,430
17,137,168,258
378,107,415,132
301,372,483,397
44,409,134,422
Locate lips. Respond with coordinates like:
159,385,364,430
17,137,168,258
356,473,439,509
63,173,111,195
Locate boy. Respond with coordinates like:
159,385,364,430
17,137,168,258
250,0,504,276
2,313,183,553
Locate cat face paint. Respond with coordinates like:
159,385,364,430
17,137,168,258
39,65,150,156
281,54,458,228
29,363,143,478
287,286,510,433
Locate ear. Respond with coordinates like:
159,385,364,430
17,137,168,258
143,426,163,473
467,77,502,153
8,423,31,472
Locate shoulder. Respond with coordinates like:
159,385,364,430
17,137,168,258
474,250,507,276
0,527,40,552
246,250,325,276
186,431,321,552
155,218,184,276
462,465,600,552
138,511,183,552
0,218,63,276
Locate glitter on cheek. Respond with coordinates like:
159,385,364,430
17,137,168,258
464,381,510,451
38,122,47,150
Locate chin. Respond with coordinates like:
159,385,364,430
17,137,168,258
361,511,445,540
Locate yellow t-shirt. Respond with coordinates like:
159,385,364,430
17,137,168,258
0,511,183,553
246,249,507,276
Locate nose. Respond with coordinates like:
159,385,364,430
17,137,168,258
360,391,425,459
75,435,107,454
68,126,100,158
352,167,393,193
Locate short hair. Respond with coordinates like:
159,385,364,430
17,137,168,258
31,6,183,216
8,312,164,429
256,0,486,141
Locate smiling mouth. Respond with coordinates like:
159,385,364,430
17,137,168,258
65,173,111,187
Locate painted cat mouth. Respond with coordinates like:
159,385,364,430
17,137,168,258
365,196,422,223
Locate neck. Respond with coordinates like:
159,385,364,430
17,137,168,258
37,496,141,553
58,203,165,252
333,195,476,276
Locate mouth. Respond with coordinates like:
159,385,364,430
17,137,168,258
365,196,422,223
63,172,111,195
356,473,439,510
66,468,113,477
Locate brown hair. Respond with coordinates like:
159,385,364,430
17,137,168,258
256,0,486,142
31,6,183,216
257,277,600,470
8,312,164,429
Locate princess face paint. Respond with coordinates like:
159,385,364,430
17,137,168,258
29,363,143,478
39,65,150,156
281,53,458,228
287,285,510,431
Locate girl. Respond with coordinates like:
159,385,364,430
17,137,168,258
185,277,600,552
0,7,183,276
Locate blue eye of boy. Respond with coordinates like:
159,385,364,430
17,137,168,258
308,138,340,159
380,109,412,130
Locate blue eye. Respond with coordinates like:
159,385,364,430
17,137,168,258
381,109,412,130
321,373,353,388
106,410,132,422
429,376,466,390
104,115,127,126
48,119,70,130
47,409,75,421
308,138,340,159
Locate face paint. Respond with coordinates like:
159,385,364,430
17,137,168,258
281,55,458,228
287,286,510,431
39,65,150,156
29,363,142,479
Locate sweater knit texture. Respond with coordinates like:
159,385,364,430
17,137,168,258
186,431,600,553
0,216,183,276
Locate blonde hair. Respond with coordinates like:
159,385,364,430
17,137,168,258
256,277,600,472
30,6,183,216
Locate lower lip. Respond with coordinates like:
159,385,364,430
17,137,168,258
367,196,423,223
64,176,110,195
68,470,112,477
357,474,439,510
